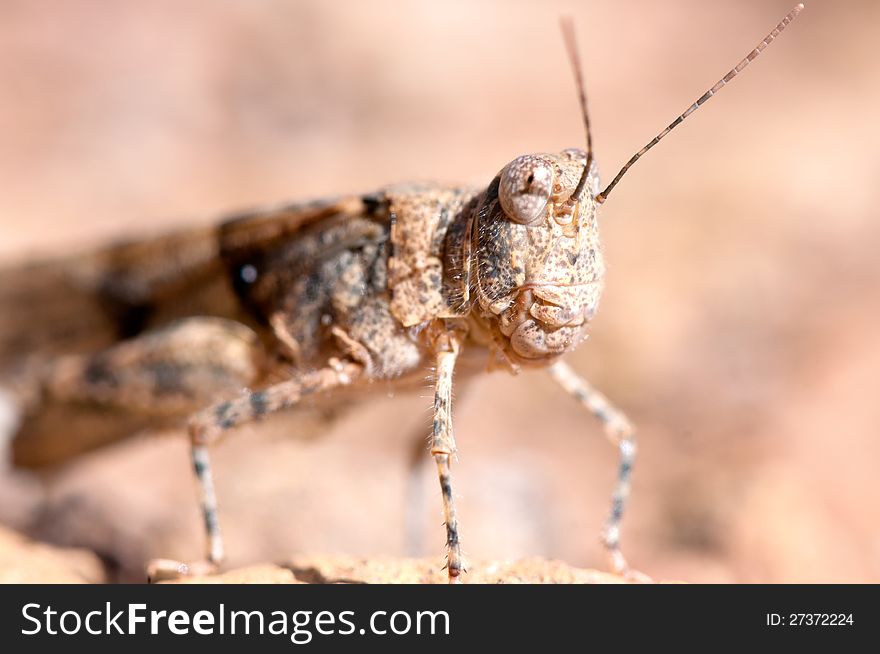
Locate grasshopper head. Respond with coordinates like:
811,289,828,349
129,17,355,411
471,148,604,365
468,5,804,366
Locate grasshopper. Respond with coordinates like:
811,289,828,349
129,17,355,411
0,6,803,582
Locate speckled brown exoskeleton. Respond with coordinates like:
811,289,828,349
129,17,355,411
0,7,803,582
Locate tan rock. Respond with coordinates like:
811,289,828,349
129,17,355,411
169,563,300,584
0,525,106,583
163,555,644,584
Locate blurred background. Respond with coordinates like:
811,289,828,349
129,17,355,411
0,0,878,582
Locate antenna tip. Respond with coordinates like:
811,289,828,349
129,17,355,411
795,3,804,12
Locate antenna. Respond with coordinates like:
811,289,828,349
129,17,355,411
595,3,804,204
560,16,594,204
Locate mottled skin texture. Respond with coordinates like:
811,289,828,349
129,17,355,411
0,148,638,583
471,150,604,365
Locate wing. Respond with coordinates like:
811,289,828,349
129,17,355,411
0,195,375,467
0,196,374,364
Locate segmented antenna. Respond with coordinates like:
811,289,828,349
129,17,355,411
595,3,804,204
560,16,594,204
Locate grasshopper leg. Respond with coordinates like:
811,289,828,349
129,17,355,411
547,361,645,579
405,376,473,557
147,358,363,582
430,332,464,583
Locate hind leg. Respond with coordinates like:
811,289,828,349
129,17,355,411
41,317,265,414
13,317,266,467
32,316,366,581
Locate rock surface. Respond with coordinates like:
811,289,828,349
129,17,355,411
165,555,638,584
0,525,647,584
0,525,106,583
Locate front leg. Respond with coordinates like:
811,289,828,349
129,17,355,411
547,361,638,576
429,330,464,584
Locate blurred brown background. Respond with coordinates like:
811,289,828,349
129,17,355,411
0,0,878,582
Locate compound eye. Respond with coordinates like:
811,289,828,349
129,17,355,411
498,155,554,225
